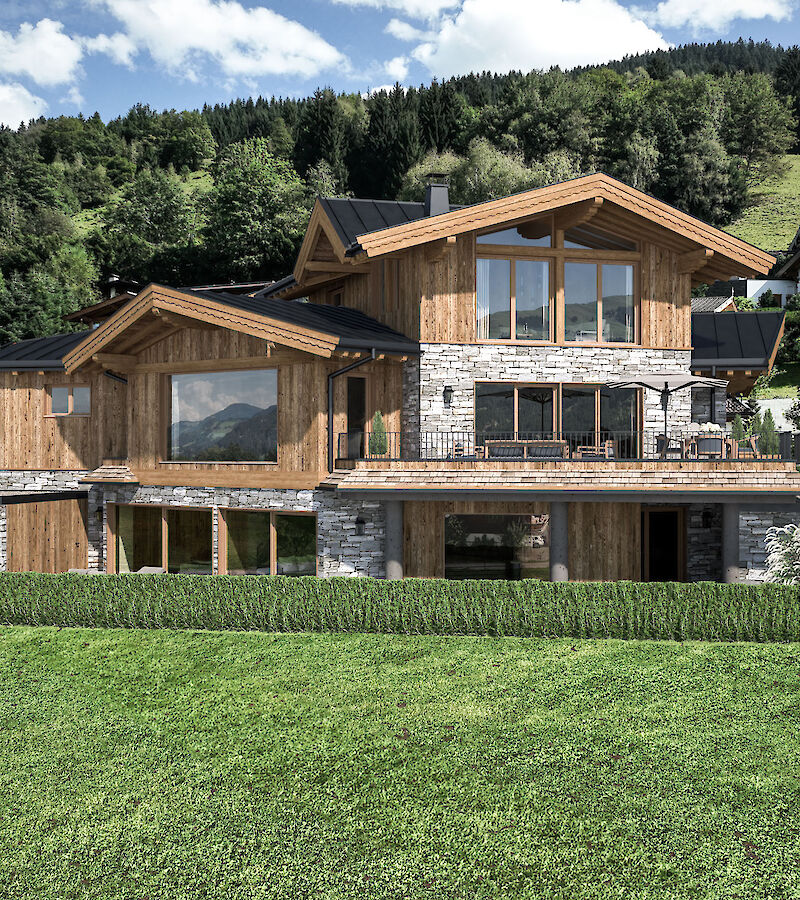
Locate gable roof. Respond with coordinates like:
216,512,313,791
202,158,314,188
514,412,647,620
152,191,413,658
62,284,418,372
349,175,775,274
0,330,92,371
691,311,785,369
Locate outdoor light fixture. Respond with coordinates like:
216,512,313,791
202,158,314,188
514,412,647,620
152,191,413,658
443,385,454,407
702,508,714,529
355,517,366,536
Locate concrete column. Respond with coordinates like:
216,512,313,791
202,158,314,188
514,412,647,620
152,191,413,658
549,501,569,582
384,500,404,580
722,502,740,584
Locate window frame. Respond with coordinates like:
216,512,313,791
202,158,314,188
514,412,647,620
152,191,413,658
218,508,318,576
161,367,279,465
474,380,643,449
46,384,91,417
474,218,641,347
109,503,213,574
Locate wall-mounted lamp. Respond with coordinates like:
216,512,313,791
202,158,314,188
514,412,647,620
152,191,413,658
443,385,454,408
95,507,104,524
702,508,714,529
355,516,366,536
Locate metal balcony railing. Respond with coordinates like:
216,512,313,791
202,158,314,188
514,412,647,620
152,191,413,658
336,430,798,463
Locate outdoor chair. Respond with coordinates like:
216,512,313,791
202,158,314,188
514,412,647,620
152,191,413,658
573,440,615,460
732,435,760,460
656,435,684,459
689,435,726,459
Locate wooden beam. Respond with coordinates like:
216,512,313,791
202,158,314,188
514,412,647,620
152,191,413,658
425,235,457,263
679,248,715,275
151,308,216,330
125,325,181,356
554,197,603,232
303,261,365,273
91,353,137,371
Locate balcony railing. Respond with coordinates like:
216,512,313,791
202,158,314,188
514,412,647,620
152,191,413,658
337,430,799,463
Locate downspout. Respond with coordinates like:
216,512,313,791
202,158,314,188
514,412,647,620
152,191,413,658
327,348,377,472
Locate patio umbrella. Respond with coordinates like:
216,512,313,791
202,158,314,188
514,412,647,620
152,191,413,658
605,373,728,438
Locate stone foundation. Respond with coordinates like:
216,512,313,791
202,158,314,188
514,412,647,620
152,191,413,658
739,508,800,582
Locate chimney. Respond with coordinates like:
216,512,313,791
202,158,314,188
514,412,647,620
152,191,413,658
424,173,450,217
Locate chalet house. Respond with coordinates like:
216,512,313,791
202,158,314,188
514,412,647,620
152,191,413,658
0,173,797,583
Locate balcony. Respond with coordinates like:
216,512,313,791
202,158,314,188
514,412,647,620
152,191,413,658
337,429,799,465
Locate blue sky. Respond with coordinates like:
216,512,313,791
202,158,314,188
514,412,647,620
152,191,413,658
0,0,798,127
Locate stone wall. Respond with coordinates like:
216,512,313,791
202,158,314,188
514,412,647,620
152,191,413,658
416,344,694,436
739,507,800,582
103,485,386,577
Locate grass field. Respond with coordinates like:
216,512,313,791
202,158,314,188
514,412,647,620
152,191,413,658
752,361,800,398
725,155,800,250
1,627,798,899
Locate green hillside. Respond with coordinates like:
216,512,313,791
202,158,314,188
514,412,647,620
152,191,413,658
725,155,800,251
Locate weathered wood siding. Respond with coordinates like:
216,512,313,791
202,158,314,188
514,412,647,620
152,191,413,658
404,499,641,581
0,371,127,469
5,498,88,572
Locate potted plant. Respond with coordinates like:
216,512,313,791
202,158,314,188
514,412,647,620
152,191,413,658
368,410,389,457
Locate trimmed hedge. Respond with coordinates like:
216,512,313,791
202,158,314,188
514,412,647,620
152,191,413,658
0,573,798,641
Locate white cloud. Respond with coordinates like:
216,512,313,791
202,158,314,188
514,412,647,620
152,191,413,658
83,32,138,68
97,0,346,81
385,17,434,40
643,0,792,31
331,0,459,18
411,0,669,77
0,19,84,86
0,82,47,127
61,84,85,106
385,55,410,79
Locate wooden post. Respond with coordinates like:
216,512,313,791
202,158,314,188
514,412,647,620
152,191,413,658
550,501,569,582
385,500,404,580
722,503,740,584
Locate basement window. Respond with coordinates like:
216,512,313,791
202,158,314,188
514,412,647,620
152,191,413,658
49,385,91,416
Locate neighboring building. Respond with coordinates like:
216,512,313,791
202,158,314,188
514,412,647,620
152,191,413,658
691,295,737,313
0,173,798,584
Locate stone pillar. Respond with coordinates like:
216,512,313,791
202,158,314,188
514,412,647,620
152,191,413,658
722,503,740,584
385,500,404,580
549,501,569,582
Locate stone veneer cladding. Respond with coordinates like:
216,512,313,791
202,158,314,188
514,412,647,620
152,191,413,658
739,507,800,582
102,485,385,578
416,344,694,435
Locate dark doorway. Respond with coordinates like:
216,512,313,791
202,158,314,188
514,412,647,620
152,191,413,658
347,376,367,459
642,508,685,581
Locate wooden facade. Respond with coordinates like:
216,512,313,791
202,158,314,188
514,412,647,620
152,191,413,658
403,500,641,581
0,370,126,470
5,498,88,572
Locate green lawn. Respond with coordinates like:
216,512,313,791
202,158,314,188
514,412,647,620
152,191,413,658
725,154,800,250
1,628,799,899
752,362,800,399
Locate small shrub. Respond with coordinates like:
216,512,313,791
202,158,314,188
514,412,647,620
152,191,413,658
759,408,780,455
758,288,775,308
766,523,800,584
786,292,800,311
731,413,746,442
368,410,388,456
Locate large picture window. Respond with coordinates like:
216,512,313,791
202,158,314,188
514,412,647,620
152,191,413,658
167,369,278,462
445,514,550,580
475,382,639,455
475,220,638,346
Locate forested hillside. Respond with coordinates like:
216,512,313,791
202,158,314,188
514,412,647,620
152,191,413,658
1,40,800,344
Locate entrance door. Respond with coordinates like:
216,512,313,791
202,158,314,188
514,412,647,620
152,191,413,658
347,376,367,459
642,507,685,581
6,498,89,572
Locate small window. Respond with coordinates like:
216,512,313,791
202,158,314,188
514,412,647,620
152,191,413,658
330,289,343,307
49,385,91,416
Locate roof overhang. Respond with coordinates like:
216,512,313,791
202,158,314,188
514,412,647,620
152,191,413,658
346,174,774,281
62,284,350,372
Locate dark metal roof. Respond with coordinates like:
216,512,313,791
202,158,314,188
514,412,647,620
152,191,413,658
189,289,419,354
691,311,784,368
319,197,459,250
0,330,93,370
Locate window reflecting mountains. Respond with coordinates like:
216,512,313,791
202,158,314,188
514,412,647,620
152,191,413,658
169,402,278,462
